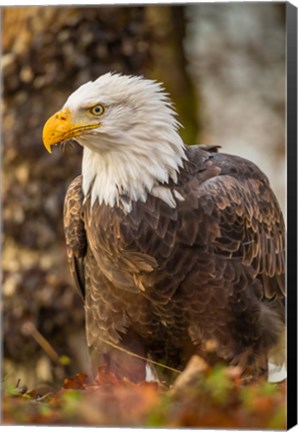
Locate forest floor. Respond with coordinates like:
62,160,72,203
2,355,286,428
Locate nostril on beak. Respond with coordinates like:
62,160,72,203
55,113,67,121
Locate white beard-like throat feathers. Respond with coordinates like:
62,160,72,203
82,134,186,213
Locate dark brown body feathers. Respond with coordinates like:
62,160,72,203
64,145,285,382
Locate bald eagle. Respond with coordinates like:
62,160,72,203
43,73,285,383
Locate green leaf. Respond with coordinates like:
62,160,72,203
204,364,233,404
59,355,71,366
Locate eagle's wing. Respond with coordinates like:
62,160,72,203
64,175,86,301
194,154,285,301
188,151,285,369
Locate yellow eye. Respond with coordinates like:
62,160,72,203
90,104,105,116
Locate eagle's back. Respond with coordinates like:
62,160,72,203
64,145,285,380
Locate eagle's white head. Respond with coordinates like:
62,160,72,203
43,72,186,210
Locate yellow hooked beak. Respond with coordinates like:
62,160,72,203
42,108,100,153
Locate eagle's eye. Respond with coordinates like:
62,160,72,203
90,104,105,116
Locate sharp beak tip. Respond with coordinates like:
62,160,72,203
42,133,53,154
45,145,52,154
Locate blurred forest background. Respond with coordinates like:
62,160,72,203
2,4,285,390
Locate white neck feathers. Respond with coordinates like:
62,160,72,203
82,133,186,212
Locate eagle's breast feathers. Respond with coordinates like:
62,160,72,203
64,144,285,379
